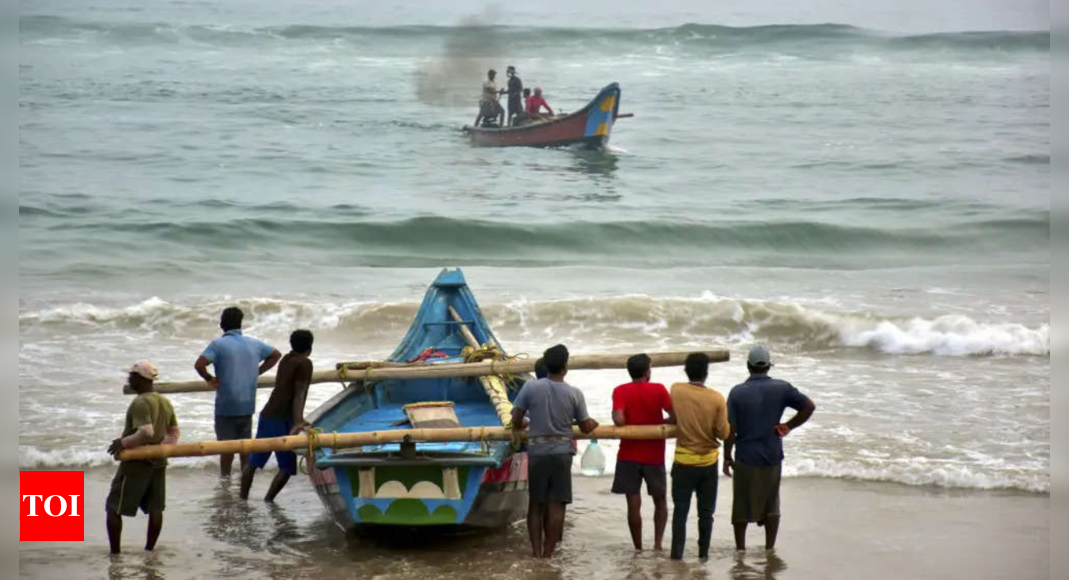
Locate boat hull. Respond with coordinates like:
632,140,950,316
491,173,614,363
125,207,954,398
304,269,531,530
464,83,620,149
309,452,528,530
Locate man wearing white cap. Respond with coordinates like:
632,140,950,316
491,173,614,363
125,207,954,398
723,346,815,552
105,361,180,554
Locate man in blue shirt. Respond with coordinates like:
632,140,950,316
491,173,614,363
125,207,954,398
195,307,281,477
511,344,598,559
723,346,815,551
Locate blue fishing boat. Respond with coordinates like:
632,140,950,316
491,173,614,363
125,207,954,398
304,269,529,530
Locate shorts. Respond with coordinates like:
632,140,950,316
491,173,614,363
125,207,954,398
528,453,573,504
106,461,166,516
247,415,297,476
214,414,252,441
731,461,782,524
611,460,667,496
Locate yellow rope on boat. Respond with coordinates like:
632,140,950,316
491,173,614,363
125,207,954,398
299,427,339,475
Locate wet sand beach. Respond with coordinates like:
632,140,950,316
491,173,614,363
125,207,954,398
19,468,1049,580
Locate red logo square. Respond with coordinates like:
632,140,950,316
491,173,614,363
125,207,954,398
20,471,85,541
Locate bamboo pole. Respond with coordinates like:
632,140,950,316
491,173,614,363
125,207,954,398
126,349,730,395
117,424,679,461
446,306,513,427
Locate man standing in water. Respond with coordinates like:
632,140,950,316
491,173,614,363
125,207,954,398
723,346,816,551
505,65,523,126
668,352,730,561
611,353,674,552
511,344,598,558
106,361,179,554
240,329,314,501
195,307,281,477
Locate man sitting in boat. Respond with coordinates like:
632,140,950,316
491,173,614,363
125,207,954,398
526,87,554,121
474,68,505,128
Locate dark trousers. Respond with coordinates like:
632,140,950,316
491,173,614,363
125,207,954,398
670,461,719,559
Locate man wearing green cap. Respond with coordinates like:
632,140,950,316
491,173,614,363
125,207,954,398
723,346,815,551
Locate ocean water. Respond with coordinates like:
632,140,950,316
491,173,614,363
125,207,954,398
20,0,1048,529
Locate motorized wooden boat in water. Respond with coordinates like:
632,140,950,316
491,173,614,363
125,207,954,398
303,269,530,530
463,83,623,149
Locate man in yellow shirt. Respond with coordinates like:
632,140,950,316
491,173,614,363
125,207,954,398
668,352,730,561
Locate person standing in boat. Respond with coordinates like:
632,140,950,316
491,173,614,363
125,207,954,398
505,65,523,126
474,68,505,127
526,87,554,120
240,329,314,502
511,344,598,558
611,354,675,552
105,361,179,554
194,307,282,477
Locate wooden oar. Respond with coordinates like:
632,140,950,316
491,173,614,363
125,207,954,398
117,424,678,462
126,350,730,395
614,113,634,119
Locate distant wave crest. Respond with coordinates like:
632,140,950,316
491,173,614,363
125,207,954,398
20,213,1050,269
20,15,1049,54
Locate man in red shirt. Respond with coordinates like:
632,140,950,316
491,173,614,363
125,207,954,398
612,354,675,551
526,87,554,120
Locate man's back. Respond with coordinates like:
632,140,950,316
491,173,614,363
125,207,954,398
514,378,589,456
727,375,807,466
612,381,670,464
670,383,729,459
202,330,274,416
261,352,312,419
508,75,522,98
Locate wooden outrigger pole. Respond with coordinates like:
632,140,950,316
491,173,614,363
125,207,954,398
117,424,679,462
124,349,730,395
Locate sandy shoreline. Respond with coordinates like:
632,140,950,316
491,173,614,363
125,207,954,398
19,467,1049,580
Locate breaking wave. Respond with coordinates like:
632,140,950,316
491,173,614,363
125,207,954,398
19,294,1050,357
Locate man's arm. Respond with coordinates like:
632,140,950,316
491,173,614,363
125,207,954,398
194,356,218,389
611,388,625,426
722,426,736,477
259,348,282,375
163,405,180,444
163,426,180,445
574,390,598,434
291,361,312,432
663,386,676,425
510,407,527,432
108,400,156,457
778,395,816,437
714,394,731,441
545,104,555,116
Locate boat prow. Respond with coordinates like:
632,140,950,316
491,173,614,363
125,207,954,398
464,83,622,149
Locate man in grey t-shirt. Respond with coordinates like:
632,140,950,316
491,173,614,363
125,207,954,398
512,344,598,559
